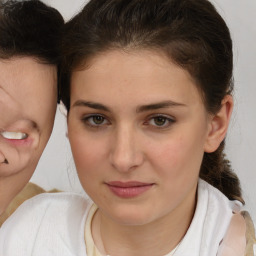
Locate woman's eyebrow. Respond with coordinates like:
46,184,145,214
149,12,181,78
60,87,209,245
136,100,187,113
72,100,186,113
72,100,110,112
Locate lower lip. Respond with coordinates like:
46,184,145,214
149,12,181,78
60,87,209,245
4,137,33,147
107,184,153,198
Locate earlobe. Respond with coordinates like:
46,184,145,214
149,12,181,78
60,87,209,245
204,95,233,153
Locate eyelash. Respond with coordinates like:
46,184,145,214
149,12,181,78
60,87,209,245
81,114,110,128
144,114,175,129
81,114,175,129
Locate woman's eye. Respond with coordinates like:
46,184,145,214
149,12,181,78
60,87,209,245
82,115,109,127
91,115,105,125
147,115,175,128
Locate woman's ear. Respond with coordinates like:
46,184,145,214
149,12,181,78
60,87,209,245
204,95,233,153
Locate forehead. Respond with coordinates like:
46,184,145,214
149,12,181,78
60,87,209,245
0,57,57,127
71,49,203,107
0,56,56,84
0,56,57,95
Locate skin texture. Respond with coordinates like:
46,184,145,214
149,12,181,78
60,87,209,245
68,49,233,256
0,57,57,214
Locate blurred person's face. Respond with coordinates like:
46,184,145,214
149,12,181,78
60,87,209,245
0,57,57,214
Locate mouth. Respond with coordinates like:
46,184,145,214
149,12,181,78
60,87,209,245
105,181,154,198
0,119,39,147
1,131,28,140
0,130,33,146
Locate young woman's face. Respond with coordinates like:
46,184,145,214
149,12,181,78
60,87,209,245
68,50,212,225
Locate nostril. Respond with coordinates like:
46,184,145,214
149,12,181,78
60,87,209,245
0,151,9,164
3,158,9,164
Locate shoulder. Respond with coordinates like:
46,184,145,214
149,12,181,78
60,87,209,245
3,191,91,220
0,192,91,256
241,211,256,256
198,179,256,255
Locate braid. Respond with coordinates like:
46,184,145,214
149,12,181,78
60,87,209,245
200,141,244,204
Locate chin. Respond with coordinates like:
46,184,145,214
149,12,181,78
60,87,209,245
106,206,155,226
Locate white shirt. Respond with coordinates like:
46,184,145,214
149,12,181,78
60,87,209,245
0,179,242,256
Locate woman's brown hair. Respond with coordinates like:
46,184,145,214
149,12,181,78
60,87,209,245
60,0,244,203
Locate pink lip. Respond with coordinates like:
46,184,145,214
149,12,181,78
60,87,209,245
3,137,33,147
106,181,154,198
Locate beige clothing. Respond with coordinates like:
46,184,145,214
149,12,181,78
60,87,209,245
242,211,256,256
0,182,59,227
85,204,103,256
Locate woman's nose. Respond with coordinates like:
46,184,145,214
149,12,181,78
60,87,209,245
109,126,144,173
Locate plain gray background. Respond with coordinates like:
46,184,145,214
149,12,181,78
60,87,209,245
30,0,256,221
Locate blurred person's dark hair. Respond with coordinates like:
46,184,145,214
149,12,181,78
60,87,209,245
0,0,64,65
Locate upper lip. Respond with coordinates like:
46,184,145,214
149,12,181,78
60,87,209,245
106,181,154,187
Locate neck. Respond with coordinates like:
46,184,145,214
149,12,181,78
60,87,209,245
93,189,197,256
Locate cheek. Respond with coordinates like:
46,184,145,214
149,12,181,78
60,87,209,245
39,95,57,129
151,133,205,181
68,132,110,198
27,79,57,133
0,142,41,178
68,130,106,178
